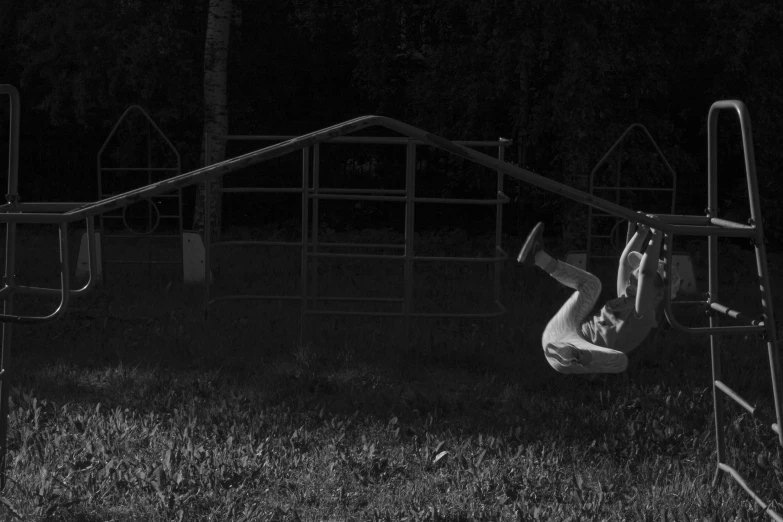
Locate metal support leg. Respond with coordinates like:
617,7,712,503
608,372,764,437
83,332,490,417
402,142,416,354
203,134,212,321
300,148,310,349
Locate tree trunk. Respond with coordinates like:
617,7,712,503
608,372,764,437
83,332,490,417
193,0,232,240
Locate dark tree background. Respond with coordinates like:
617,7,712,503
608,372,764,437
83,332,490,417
1,0,781,248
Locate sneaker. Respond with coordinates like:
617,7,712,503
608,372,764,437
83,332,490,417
545,342,580,365
517,222,544,266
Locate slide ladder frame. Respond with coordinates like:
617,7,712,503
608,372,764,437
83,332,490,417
0,85,781,517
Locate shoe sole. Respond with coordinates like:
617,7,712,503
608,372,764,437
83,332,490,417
517,222,544,265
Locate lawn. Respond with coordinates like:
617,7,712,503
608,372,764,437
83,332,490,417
0,225,781,521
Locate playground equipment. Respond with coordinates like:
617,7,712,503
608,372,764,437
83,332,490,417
198,133,511,350
566,122,698,296
1,84,781,518
75,106,184,281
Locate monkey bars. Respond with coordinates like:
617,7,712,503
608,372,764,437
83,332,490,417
1,84,781,518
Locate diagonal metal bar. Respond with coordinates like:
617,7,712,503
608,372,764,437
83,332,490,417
0,115,746,237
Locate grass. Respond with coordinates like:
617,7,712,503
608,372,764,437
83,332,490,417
0,224,782,521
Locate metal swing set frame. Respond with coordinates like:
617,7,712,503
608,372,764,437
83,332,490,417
1,83,782,517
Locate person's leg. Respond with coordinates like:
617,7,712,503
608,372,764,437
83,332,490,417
518,223,602,345
540,258,603,347
544,332,628,374
520,223,619,373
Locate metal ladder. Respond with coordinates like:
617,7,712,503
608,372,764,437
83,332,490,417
660,100,783,519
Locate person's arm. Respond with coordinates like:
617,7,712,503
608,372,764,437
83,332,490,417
635,228,663,317
617,221,650,297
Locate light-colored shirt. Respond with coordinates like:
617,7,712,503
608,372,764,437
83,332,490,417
580,295,658,354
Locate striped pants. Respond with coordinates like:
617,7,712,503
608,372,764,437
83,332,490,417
542,260,628,374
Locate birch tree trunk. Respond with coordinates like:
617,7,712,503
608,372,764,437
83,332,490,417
193,0,232,240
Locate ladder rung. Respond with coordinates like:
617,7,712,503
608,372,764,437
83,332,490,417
710,302,764,325
714,380,780,435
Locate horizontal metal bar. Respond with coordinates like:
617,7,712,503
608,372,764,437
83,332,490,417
8,281,95,297
414,253,507,263
6,202,88,212
711,302,763,325
592,186,674,192
664,318,765,335
222,135,513,147
414,194,510,205
592,213,713,227
715,380,780,435
672,300,710,306
311,296,404,303
718,463,783,521
104,234,182,239
314,188,406,195
305,309,404,317
100,167,178,172
310,193,404,202
711,217,754,230
103,260,180,265
311,252,403,260
311,241,404,250
656,214,712,226
220,187,302,194
668,224,757,238
211,240,301,248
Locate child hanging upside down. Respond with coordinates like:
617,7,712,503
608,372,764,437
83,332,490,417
517,218,681,374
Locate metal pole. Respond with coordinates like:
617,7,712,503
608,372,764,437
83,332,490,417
706,108,726,487
0,85,20,490
402,142,417,354
300,147,310,349
614,143,622,252
311,144,320,310
494,140,507,341
203,134,212,320
146,119,153,271
724,100,783,447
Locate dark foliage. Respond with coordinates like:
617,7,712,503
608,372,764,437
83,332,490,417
1,0,781,245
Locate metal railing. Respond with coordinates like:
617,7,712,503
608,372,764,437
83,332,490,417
203,135,512,350
0,85,781,518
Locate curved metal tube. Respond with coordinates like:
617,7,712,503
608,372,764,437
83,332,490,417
662,234,764,335
0,223,71,324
